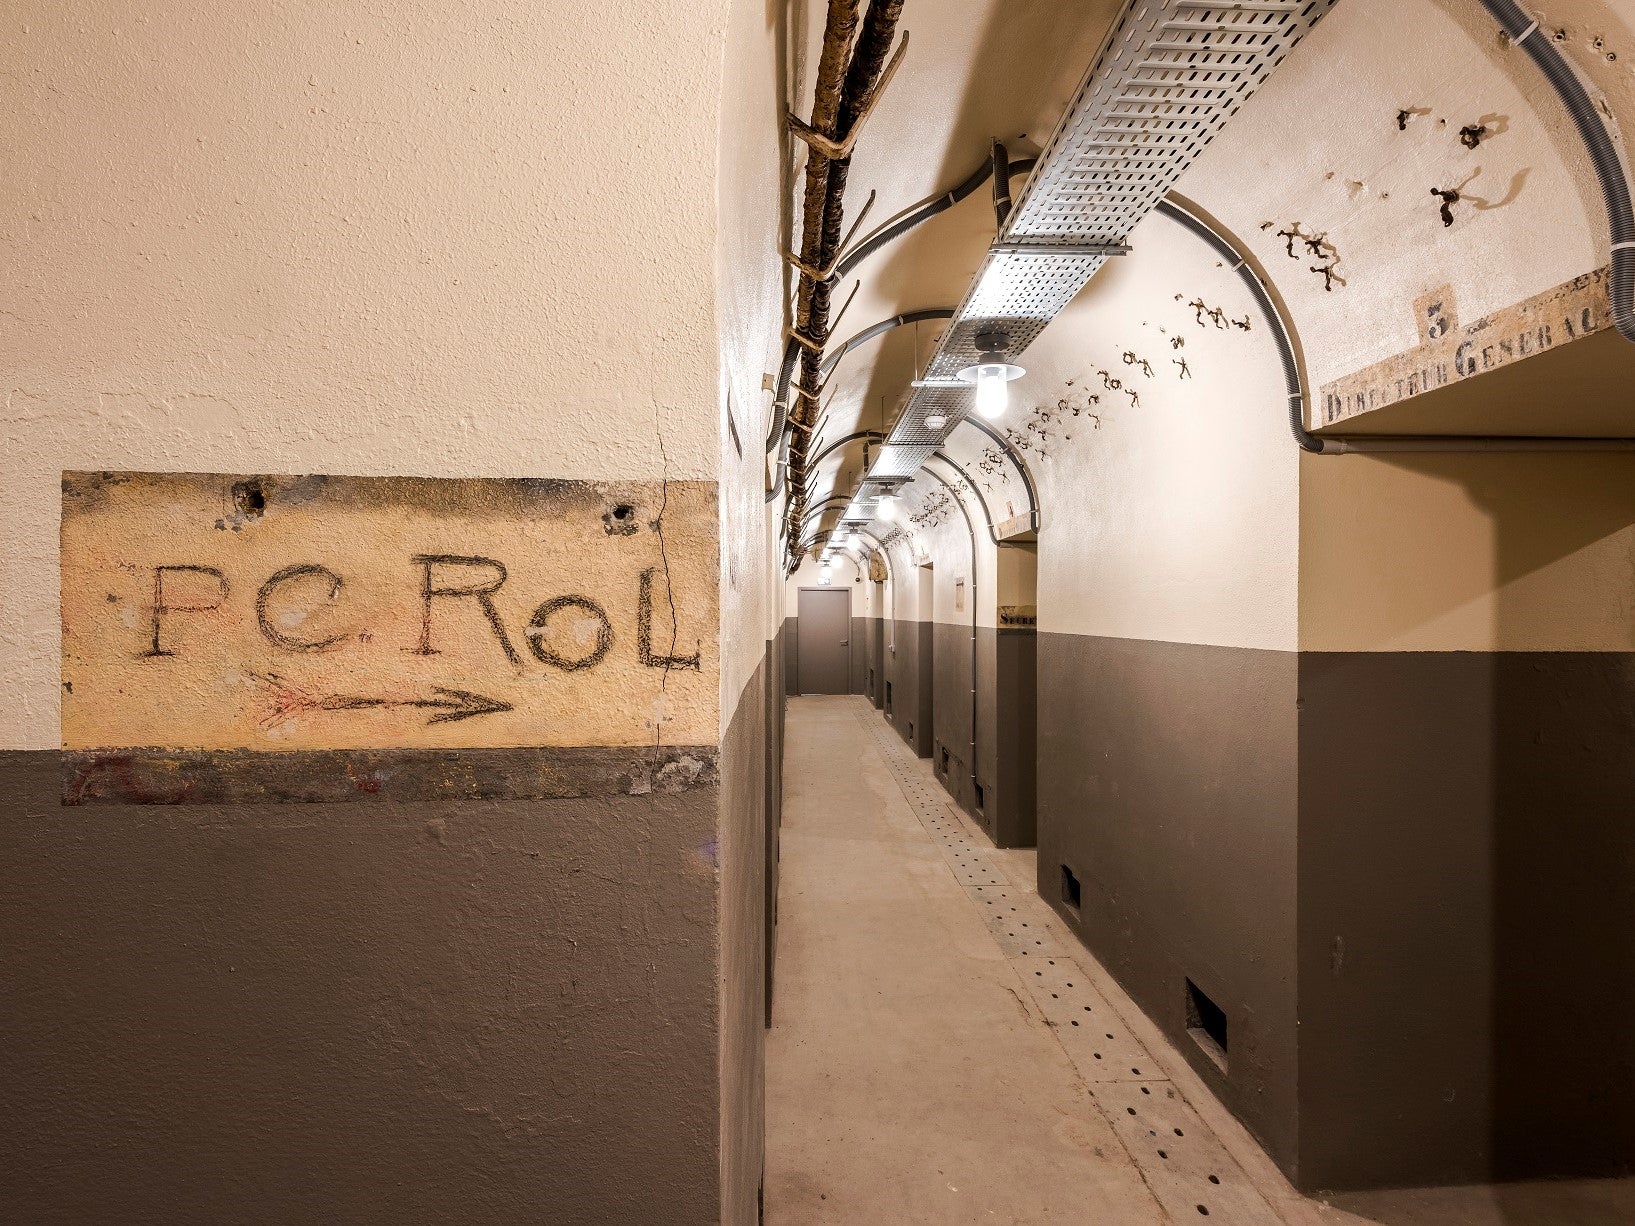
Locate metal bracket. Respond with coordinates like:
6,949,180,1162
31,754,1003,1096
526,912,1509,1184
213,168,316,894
787,32,910,160
784,192,876,282
784,326,825,355
989,242,1131,257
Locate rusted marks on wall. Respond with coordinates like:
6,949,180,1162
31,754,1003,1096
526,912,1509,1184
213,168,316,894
909,489,955,530
1261,221,1344,292
1317,268,1612,425
1180,294,1254,330
59,743,720,806
61,472,718,758
1430,186,1462,228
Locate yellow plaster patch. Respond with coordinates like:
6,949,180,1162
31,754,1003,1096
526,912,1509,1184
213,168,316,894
61,472,718,751
1318,268,1613,426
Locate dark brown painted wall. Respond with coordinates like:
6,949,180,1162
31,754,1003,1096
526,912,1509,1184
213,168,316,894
870,617,885,710
719,661,770,1223
1298,651,1635,1190
0,748,727,1222
994,628,1037,848
930,624,1035,849
849,616,869,696
4,647,779,1222
783,615,798,696
861,611,876,702
764,631,785,1024
886,618,932,757
1036,632,1299,1173
783,610,866,697
1035,635,1635,1191
932,620,978,818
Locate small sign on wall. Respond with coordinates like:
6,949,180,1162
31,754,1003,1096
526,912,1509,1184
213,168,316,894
1318,269,1612,425
60,472,718,766
954,578,966,612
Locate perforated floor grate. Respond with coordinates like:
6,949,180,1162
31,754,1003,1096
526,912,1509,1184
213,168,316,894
851,698,1283,1224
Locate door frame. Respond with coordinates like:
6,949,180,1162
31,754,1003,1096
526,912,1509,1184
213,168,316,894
795,584,852,695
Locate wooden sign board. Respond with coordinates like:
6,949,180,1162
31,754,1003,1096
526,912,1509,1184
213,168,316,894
61,472,718,756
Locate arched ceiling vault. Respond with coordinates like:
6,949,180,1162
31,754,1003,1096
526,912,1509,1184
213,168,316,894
770,0,1635,563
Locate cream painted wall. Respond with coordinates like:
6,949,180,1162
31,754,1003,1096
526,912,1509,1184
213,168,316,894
786,0,1635,661
882,532,923,623
1182,0,1615,397
713,4,782,1222
785,552,863,601
927,464,997,631
997,545,1038,608
715,0,786,724
939,420,1033,535
1026,210,1300,652
1300,452,1635,651
870,464,999,630
1,0,733,750
1166,0,1635,654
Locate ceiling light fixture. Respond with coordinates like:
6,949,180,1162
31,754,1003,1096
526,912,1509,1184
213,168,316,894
923,412,948,431
876,491,898,521
957,329,1025,420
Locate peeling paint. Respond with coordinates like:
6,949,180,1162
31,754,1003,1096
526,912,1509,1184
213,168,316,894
1319,268,1614,424
61,472,719,754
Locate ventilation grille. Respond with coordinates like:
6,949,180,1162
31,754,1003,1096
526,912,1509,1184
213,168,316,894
853,0,1336,515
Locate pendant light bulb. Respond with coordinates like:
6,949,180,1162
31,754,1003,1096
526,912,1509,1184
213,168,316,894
975,365,1009,419
958,329,1023,421
877,492,898,522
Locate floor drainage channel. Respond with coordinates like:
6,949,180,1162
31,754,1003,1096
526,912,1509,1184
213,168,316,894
849,698,1282,1225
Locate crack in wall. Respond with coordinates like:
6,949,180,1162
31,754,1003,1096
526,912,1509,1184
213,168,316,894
651,405,676,764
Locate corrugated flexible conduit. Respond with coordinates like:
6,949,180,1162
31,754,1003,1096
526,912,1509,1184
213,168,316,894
1482,0,1634,343
917,459,981,815
765,155,1039,456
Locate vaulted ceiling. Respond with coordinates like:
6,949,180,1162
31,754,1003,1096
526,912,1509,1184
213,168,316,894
772,0,1635,564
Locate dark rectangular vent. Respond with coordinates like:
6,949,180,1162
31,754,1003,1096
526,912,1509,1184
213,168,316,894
1061,864,1082,911
974,782,985,814
1186,978,1229,1073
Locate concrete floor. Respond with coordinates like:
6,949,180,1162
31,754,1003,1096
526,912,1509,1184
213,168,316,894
765,696,1635,1226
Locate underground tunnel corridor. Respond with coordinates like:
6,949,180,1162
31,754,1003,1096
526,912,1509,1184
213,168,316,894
12,0,1635,1220
764,696,1635,1226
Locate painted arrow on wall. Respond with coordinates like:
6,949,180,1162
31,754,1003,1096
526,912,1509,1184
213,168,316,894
314,686,513,724
255,674,514,727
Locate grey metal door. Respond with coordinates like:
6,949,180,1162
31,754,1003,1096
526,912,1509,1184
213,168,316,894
797,587,851,694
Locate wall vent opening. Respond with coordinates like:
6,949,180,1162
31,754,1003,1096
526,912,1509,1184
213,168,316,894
1061,864,1082,911
1186,979,1229,1074
974,782,985,814
940,746,950,774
